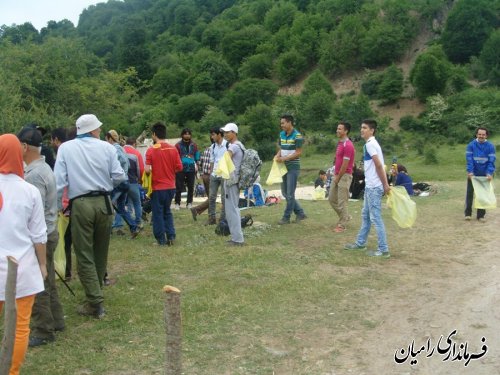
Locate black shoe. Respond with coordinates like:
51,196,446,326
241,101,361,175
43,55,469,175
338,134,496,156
166,239,174,246
77,302,106,319
130,228,141,239
190,207,198,221
29,336,54,347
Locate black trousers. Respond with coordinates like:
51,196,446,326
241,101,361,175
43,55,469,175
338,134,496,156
464,178,486,219
175,171,196,205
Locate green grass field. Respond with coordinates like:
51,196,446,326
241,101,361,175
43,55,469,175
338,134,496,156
16,138,499,374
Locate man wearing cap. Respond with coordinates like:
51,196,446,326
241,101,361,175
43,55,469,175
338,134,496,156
17,127,65,347
54,114,127,318
26,123,56,170
220,122,245,246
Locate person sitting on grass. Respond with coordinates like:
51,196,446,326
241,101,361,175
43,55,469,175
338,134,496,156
390,164,414,196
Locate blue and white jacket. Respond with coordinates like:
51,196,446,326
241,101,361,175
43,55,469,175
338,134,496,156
466,139,496,176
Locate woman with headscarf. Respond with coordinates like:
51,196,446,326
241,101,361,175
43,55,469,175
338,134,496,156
0,134,47,375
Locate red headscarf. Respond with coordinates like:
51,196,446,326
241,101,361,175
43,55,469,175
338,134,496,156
0,134,24,211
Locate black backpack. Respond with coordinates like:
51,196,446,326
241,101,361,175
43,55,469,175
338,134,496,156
215,215,253,236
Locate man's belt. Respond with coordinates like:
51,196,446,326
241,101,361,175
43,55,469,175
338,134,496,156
68,191,113,215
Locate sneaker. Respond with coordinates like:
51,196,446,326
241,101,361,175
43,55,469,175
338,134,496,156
77,302,106,319
29,336,54,347
130,228,141,239
296,214,308,222
187,203,192,209
190,207,198,221
367,250,391,258
344,243,367,250
174,204,180,210
278,218,290,225
465,216,471,221
478,217,486,223
114,229,125,236
333,225,345,233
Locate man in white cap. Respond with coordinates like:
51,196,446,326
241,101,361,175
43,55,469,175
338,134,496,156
54,114,127,318
220,122,244,246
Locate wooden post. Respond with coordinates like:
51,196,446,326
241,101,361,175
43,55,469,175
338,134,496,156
163,285,181,375
0,256,19,375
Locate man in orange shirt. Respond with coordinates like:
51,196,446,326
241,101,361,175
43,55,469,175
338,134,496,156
145,123,183,246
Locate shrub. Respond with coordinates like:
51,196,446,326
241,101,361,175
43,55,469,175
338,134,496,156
399,115,423,132
424,148,438,165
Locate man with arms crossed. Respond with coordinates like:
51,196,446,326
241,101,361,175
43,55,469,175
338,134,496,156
344,119,390,258
329,121,355,233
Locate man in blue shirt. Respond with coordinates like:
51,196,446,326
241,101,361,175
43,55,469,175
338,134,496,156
465,127,496,222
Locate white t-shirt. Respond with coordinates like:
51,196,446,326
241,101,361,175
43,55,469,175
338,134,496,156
363,137,384,189
0,174,46,300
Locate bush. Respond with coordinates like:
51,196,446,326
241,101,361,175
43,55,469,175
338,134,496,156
309,134,335,154
378,64,404,104
254,141,277,162
361,71,384,98
275,49,308,84
424,148,438,165
399,115,422,132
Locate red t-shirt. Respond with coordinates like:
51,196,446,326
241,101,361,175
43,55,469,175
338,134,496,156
334,138,355,175
145,142,183,191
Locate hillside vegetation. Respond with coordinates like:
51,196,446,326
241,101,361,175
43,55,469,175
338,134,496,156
1,0,499,161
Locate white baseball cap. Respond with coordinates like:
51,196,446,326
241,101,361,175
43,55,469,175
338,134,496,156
76,114,103,135
220,122,238,134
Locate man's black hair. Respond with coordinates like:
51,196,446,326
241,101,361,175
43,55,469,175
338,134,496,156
151,122,167,139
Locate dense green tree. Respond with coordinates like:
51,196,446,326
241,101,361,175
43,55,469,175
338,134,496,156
0,23,39,44
151,65,189,97
479,29,500,85
301,91,334,130
242,103,275,142
263,1,297,33
117,19,151,80
238,53,273,79
40,20,77,40
301,69,335,100
329,94,375,130
360,21,406,67
198,105,230,133
172,93,216,125
410,46,450,101
226,78,278,114
286,14,321,64
319,15,366,76
441,0,497,64
221,25,269,66
377,64,404,104
189,49,235,97
275,48,308,84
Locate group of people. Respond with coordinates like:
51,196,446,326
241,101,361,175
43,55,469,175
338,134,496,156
0,110,496,374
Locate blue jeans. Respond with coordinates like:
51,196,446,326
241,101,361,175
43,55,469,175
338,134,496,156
113,183,143,228
151,189,176,245
281,169,305,220
355,186,389,252
112,183,137,232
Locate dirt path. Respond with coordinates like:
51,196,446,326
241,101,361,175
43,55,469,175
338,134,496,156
332,203,500,374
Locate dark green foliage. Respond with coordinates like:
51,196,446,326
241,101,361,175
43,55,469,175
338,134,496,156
254,141,277,161
302,69,335,100
310,134,335,154
263,1,298,33
151,65,189,97
479,29,500,85
361,71,384,99
238,53,273,79
360,22,407,67
189,49,235,98
242,103,276,142
329,94,375,130
441,0,497,64
172,93,216,126
226,79,278,114
399,115,423,132
0,23,39,44
377,64,404,104
410,46,450,101
300,91,334,131
275,49,308,84
221,25,269,66
424,147,438,165
198,106,230,134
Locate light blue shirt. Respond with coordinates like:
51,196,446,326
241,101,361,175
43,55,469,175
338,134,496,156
54,137,127,209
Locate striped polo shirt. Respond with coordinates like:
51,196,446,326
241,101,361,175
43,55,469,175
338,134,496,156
279,128,304,170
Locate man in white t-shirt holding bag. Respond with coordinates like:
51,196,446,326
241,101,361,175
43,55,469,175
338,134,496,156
344,119,391,258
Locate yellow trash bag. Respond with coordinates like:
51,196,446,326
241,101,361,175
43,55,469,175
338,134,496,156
386,186,417,228
54,213,69,277
472,176,497,209
215,151,235,179
312,186,327,200
266,159,287,185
